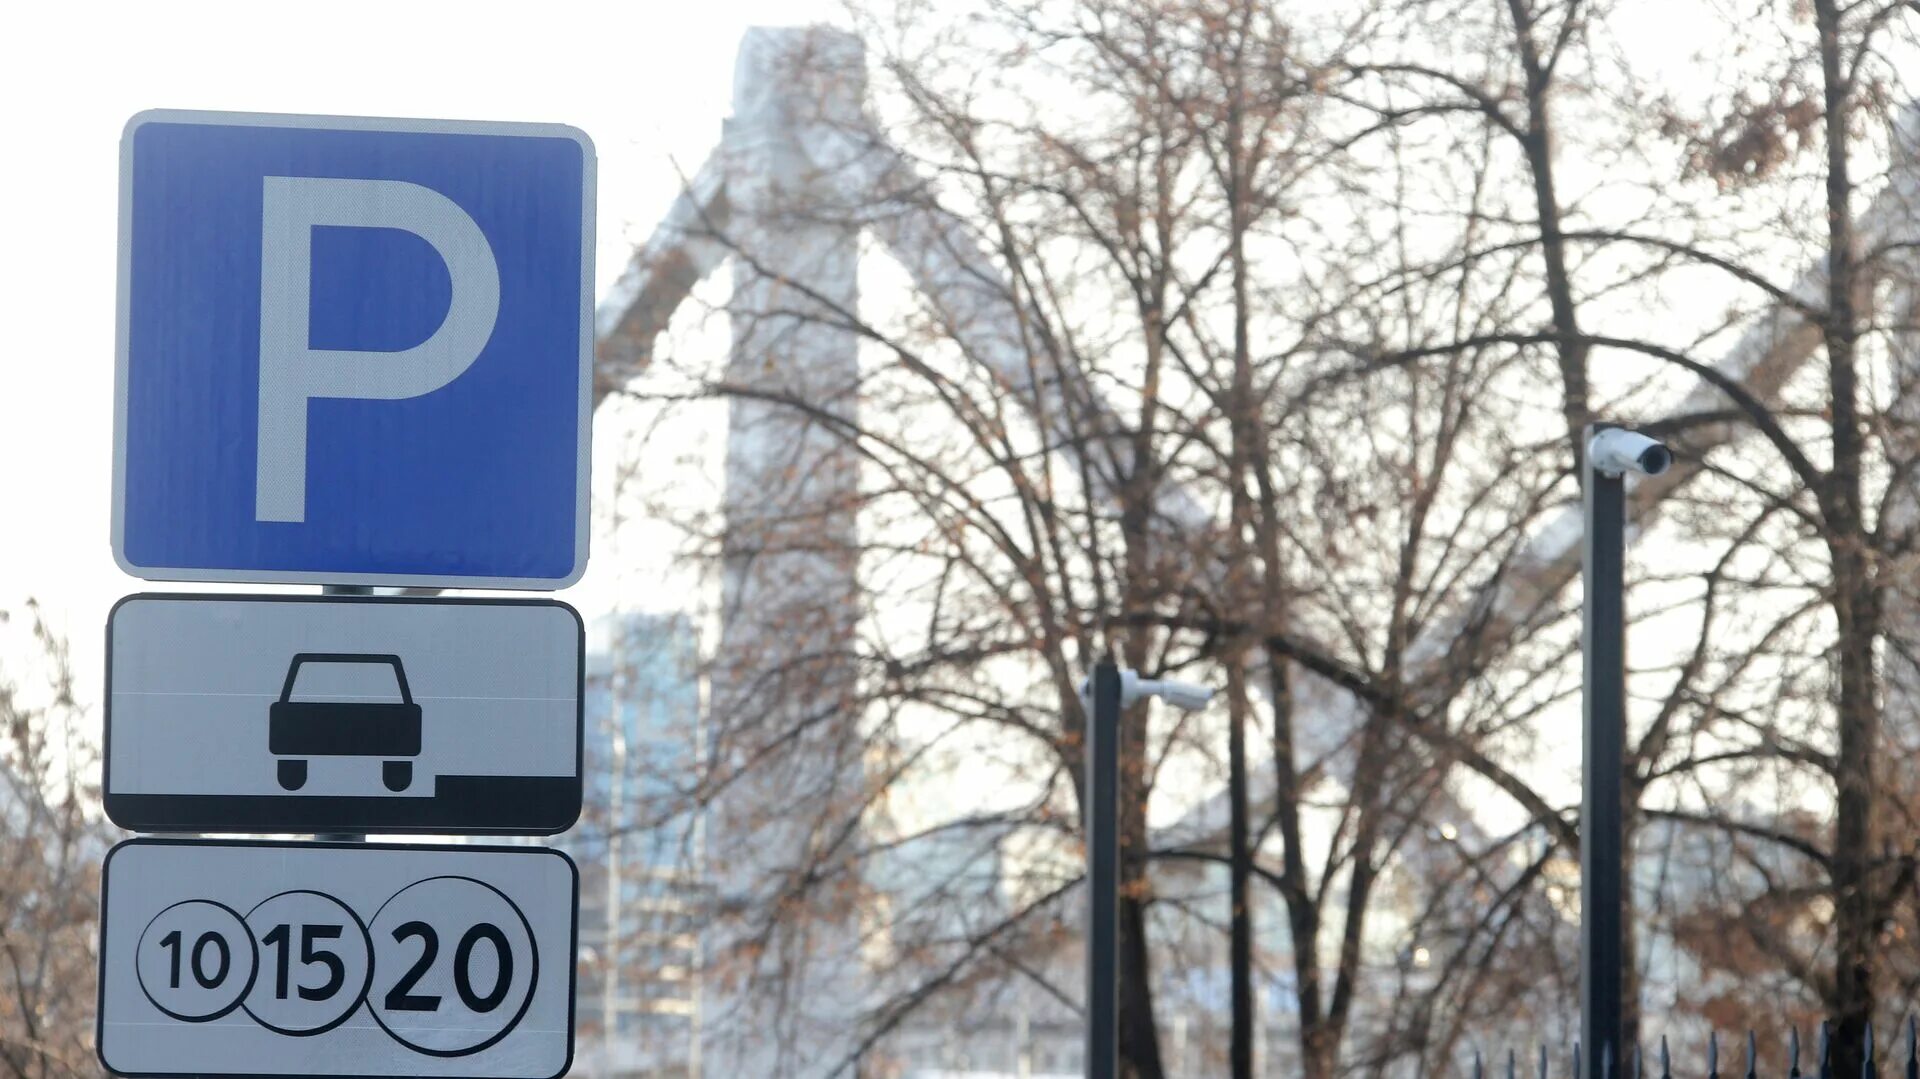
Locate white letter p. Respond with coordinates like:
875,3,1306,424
255,177,500,523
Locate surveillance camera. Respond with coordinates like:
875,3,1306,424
1138,679,1215,712
1079,668,1216,712
1588,428,1672,478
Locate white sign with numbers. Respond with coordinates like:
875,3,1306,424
97,839,576,1079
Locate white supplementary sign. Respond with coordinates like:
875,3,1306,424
97,839,577,1079
105,594,583,835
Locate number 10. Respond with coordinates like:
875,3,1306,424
158,929,230,990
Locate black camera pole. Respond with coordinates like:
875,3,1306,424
1582,424,1627,1078
1086,658,1121,1079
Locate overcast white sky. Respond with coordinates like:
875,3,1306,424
0,1,842,688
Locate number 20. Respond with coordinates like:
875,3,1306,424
158,929,230,990
384,921,513,1013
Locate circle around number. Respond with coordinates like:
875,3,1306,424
241,889,375,1037
135,899,260,1023
365,876,539,1058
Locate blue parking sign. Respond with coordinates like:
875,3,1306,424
114,111,594,588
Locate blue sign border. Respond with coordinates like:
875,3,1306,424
112,109,595,589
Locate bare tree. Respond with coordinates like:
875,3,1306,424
0,604,104,1079
606,6,1580,1075
1323,0,1920,1068
594,0,1920,1074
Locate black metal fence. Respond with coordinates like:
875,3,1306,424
1470,1021,1920,1079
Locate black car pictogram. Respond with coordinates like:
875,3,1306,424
270,653,422,792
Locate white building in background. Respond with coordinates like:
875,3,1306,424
565,612,706,1079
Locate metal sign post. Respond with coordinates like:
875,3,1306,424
320,583,373,845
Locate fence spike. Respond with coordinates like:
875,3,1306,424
1866,1021,1878,1079
1574,1042,1583,1079
1748,1030,1759,1079
1541,1044,1549,1079
1820,1021,1833,1079
1474,1049,1484,1079
1509,1047,1517,1079
1661,1035,1672,1079
1906,1016,1916,1079
1792,1026,1803,1079
1711,1031,1721,1079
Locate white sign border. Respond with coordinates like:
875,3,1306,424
112,108,596,590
